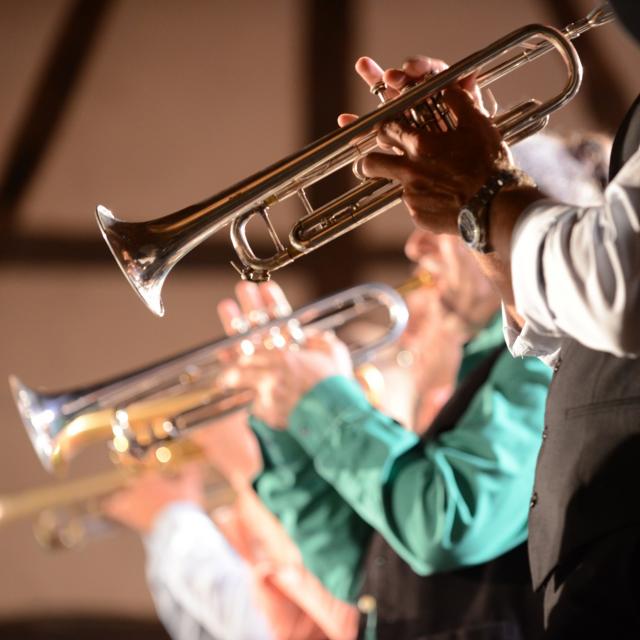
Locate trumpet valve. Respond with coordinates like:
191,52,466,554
370,80,388,102
230,261,271,283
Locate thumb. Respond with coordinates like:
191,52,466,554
458,72,485,113
338,113,358,127
442,86,488,127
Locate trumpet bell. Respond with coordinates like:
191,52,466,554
9,376,66,473
9,375,118,474
96,205,167,317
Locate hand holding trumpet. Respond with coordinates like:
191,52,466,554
217,281,354,429
102,464,205,533
340,55,511,235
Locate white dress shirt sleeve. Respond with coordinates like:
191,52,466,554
505,146,640,359
144,502,273,640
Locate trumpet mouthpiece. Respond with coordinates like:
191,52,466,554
587,3,615,27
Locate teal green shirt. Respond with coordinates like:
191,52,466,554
251,315,551,602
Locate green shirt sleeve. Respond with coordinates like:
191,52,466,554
251,314,552,601
288,351,551,575
250,416,371,602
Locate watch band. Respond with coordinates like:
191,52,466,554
458,169,519,253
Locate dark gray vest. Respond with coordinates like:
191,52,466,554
359,347,544,639
528,93,640,589
527,339,640,589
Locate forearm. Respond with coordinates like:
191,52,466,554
494,148,640,356
489,185,547,267
145,503,272,640
287,377,443,572
289,366,549,575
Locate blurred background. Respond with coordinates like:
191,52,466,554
0,0,638,636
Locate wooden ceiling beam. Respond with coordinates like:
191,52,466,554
0,0,114,238
0,233,405,270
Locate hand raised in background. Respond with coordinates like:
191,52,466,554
217,281,353,429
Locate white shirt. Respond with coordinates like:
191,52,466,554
504,146,640,362
145,502,273,640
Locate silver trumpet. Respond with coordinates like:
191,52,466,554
95,5,614,316
10,281,410,474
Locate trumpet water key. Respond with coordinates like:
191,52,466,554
95,5,614,316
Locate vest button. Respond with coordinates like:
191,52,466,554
357,594,377,617
530,492,538,509
542,426,549,440
375,555,386,567
553,357,562,373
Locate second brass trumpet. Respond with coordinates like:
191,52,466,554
11,282,408,474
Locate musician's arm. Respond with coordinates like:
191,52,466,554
360,64,640,357
145,502,273,640
250,419,373,603
284,350,550,575
488,146,640,358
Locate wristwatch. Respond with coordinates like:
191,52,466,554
457,170,518,253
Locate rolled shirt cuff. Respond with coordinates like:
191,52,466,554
289,375,419,485
509,198,573,363
249,414,310,471
501,302,560,367
511,199,571,334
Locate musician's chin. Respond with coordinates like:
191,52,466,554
406,208,419,223
407,209,428,230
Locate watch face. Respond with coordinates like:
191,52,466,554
458,207,479,246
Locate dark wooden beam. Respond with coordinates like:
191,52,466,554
305,0,354,143
1,2,409,287
0,234,236,267
0,0,114,236
0,234,405,270
303,0,365,296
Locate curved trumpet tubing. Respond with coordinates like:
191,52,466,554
96,6,613,316
10,282,408,474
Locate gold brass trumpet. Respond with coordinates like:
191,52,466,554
95,5,614,316
0,438,235,550
10,281,410,474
